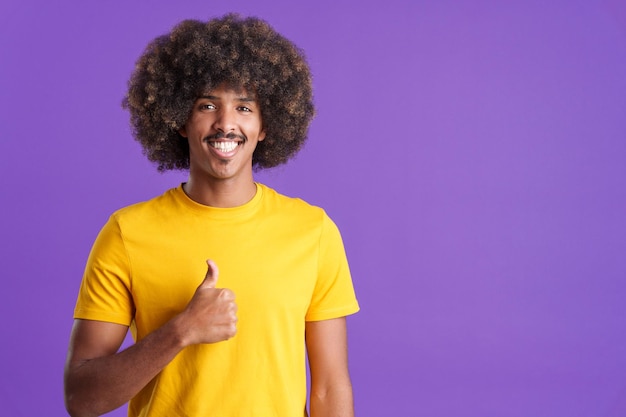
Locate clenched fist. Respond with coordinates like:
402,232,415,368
178,259,238,346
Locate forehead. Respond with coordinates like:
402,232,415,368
201,82,256,99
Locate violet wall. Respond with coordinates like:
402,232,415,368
1,0,625,416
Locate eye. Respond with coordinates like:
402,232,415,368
238,106,252,112
200,103,216,110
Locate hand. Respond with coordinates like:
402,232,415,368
179,259,237,346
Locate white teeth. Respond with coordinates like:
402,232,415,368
210,141,238,152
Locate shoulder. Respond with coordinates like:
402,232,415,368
256,184,345,242
259,183,327,219
109,186,181,226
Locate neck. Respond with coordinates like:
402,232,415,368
183,177,257,208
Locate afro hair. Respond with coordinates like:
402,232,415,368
122,14,315,171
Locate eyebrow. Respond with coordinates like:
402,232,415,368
199,94,256,102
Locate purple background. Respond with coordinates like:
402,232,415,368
1,1,626,416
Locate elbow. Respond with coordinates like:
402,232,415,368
64,393,89,417
64,385,98,417
64,398,83,417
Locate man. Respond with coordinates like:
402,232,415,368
64,14,359,417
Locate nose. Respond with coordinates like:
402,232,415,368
213,108,236,132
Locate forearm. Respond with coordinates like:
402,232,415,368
64,317,186,417
306,317,354,417
65,260,236,417
309,380,354,417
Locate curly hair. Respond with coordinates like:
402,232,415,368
122,14,315,171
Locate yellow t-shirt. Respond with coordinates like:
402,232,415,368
74,183,360,417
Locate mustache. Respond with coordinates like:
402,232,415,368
203,131,247,143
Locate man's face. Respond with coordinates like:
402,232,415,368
180,83,266,183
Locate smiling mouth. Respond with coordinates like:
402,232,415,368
204,132,247,154
209,141,240,152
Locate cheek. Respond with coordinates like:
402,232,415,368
246,119,265,139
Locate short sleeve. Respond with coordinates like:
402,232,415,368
305,213,360,321
73,214,135,326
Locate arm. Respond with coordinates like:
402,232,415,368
306,317,354,417
64,260,236,417
64,318,184,417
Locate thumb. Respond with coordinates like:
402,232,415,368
202,259,219,288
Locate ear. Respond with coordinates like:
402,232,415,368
258,129,266,142
178,126,188,138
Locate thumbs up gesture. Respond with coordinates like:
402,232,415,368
178,260,238,346
200,259,221,289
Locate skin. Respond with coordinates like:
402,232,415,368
307,318,355,417
179,83,266,208
64,84,354,417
